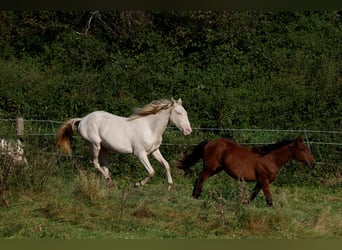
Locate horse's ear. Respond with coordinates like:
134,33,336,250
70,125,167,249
290,135,305,148
170,97,182,105
297,135,305,143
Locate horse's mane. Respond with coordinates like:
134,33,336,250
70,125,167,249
251,139,294,156
128,99,173,120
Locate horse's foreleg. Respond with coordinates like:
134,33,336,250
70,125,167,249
152,149,172,191
136,153,155,188
260,182,273,206
248,182,262,204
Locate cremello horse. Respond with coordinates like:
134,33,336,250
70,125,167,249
56,98,192,191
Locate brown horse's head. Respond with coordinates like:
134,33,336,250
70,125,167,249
290,135,315,166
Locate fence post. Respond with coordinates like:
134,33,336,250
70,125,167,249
16,117,24,139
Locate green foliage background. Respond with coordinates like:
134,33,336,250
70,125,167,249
0,11,340,127
0,11,341,183
0,12,341,239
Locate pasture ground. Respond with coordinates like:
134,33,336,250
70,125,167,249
0,166,341,239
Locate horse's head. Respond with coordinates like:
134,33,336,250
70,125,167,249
170,98,192,136
290,135,315,166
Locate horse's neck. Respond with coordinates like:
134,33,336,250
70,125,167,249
268,146,294,169
145,109,170,135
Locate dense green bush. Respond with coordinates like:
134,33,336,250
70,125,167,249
1,11,341,127
0,11,340,186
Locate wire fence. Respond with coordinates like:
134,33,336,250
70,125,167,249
1,118,341,144
0,118,341,167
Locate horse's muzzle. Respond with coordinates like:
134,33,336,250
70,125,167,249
183,126,192,136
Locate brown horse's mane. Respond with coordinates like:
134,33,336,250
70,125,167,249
251,139,294,156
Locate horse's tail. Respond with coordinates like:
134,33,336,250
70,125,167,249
176,140,209,170
56,118,82,155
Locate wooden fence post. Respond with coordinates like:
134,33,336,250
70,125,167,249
16,117,24,138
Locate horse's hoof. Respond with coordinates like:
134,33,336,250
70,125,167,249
242,199,250,205
167,184,172,192
106,177,115,190
108,183,115,190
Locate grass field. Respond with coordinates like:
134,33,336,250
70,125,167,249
0,164,341,239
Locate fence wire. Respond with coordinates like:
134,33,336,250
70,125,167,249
1,119,341,166
0,119,341,146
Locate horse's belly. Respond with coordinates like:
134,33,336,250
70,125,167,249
228,168,256,181
242,174,257,182
101,139,133,154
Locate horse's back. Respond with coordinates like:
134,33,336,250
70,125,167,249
205,138,243,153
82,110,124,121
80,111,127,130
204,138,237,164
204,138,259,181
78,111,134,153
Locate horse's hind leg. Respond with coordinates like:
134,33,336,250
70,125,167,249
99,147,114,189
192,176,206,198
192,165,220,198
91,143,113,188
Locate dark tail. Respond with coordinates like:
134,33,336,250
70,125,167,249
176,140,209,170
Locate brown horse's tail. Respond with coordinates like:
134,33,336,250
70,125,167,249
56,118,82,155
176,140,209,170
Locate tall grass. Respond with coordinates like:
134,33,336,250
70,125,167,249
72,170,109,204
0,145,341,239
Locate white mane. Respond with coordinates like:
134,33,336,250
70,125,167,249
128,99,173,121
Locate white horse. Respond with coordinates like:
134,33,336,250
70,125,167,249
56,98,192,191
0,138,28,165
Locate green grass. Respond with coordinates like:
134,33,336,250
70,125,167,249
0,167,341,239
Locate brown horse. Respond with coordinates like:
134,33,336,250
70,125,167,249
177,135,315,206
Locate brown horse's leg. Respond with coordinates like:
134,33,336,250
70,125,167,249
260,182,273,206
248,182,262,204
192,174,208,198
192,165,222,198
